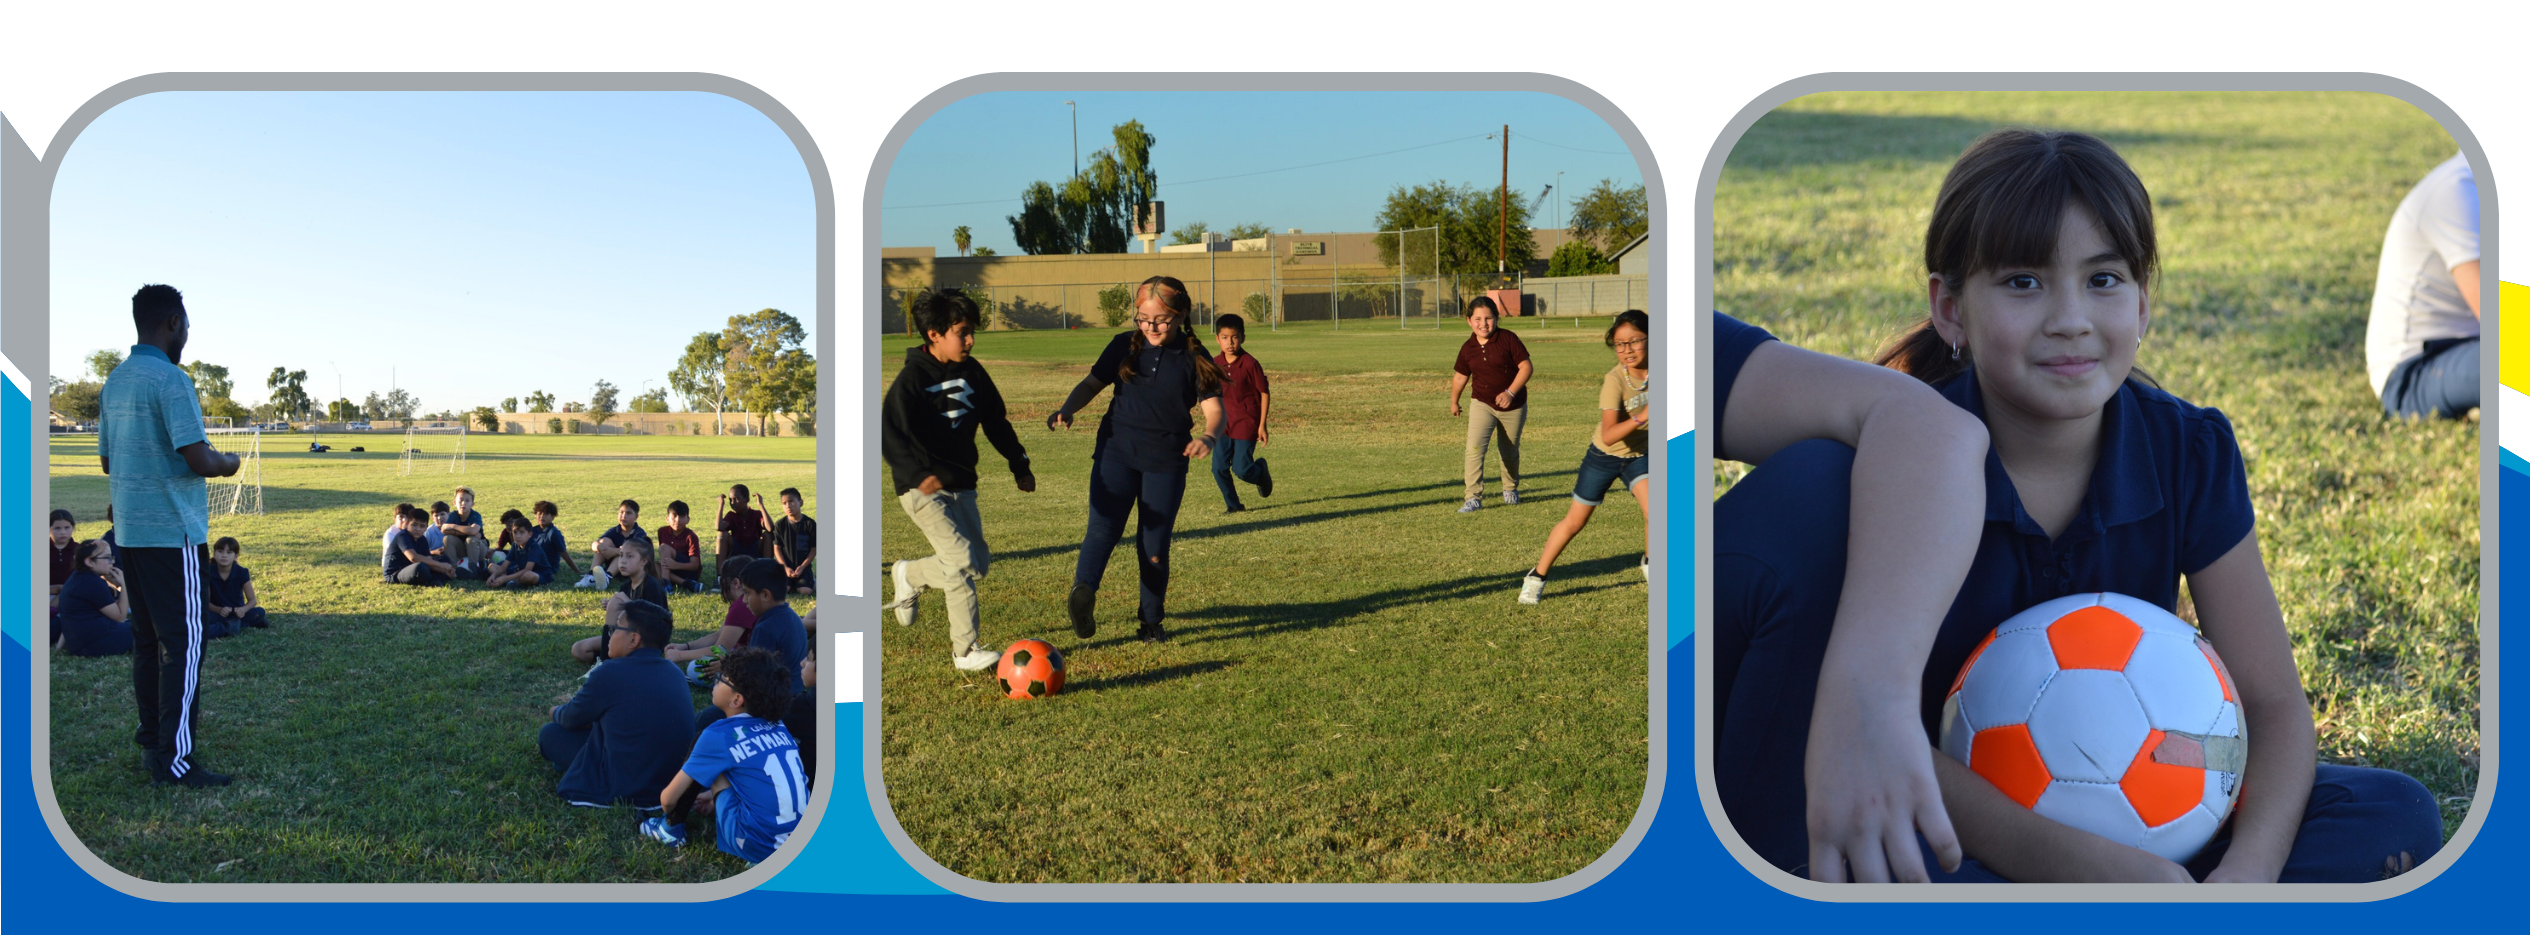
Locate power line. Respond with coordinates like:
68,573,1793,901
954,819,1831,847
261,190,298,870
1511,131,1632,157
880,133,1494,210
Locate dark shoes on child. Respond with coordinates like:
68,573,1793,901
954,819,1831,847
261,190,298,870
1069,585,1097,639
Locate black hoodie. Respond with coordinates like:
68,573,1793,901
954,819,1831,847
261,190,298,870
882,345,1031,495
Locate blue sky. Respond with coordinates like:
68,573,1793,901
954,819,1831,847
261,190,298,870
49,91,816,413
882,91,1646,255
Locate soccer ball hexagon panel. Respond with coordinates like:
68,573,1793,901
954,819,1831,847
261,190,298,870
996,638,1066,700
1939,593,2245,863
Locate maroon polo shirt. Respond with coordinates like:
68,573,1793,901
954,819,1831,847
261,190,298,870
1453,328,1532,411
51,539,77,589
1213,351,1270,441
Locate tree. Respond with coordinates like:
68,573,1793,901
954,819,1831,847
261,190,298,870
86,349,123,381
182,361,252,421
588,380,620,425
472,407,500,432
1008,180,1075,256
630,388,670,413
524,389,555,412
1546,241,1617,277
562,401,584,413
669,332,728,414
1007,119,1156,256
1568,179,1649,253
723,308,812,436
53,381,104,422
952,225,973,257
1225,222,1274,241
1167,220,1212,246
1372,180,1537,288
328,398,358,422
266,367,313,421
970,246,997,257
500,397,518,414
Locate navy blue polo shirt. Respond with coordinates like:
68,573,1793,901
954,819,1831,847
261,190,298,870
1711,312,1778,461
1089,331,1221,474
1913,369,2255,739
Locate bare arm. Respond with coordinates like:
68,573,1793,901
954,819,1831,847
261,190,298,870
176,441,242,478
1048,374,1109,429
99,571,131,624
2187,532,2316,883
1596,403,1650,448
1493,359,1535,410
1934,754,2192,882
1723,339,1989,882
1183,398,1225,458
657,769,698,818
667,625,750,664
241,578,259,610
1447,372,1469,416
1256,391,1271,445
2453,260,2481,318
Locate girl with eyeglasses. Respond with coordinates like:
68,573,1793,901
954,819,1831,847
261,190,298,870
1047,275,1226,643
1519,310,1652,604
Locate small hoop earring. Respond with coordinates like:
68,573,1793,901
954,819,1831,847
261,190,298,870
1949,342,1962,361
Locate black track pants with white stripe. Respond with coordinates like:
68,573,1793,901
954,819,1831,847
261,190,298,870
127,544,211,777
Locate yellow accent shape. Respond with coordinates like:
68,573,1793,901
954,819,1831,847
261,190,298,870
2504,280,2530,393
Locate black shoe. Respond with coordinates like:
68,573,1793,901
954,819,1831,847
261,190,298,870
1068,586,1097,639
1256,459,1273,498
1137,621,1170,643
151,759,233,788
1224,503,1246,514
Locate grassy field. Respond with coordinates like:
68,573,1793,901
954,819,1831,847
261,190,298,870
875,316,1652,883
46,432,816,883
1713,92,2480,834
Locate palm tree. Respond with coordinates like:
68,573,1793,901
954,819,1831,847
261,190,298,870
952,225,973,257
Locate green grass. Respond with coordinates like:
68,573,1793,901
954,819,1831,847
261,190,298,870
876,317,1650,882
1714,92,2479,834
47,432,816,882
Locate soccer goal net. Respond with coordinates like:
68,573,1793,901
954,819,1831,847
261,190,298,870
209,427,264,516
395,423,469,475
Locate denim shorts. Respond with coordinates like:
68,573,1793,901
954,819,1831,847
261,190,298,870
1572,445,1649,506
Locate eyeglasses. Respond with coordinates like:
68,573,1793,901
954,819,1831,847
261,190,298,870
1135,317,1173,329
1613,339,1648,350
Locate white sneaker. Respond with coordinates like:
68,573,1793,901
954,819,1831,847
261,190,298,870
573,574,598,589
954,647,1001,672
1519,571,1545,605
891,560,921,627
1640,557,1651,581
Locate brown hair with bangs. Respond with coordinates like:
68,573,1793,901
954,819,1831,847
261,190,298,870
1875,128,2159,385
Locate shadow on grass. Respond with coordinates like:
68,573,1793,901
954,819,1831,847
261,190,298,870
983,471,1581,565
47,478,411,517
1165,553,1642,646
1066,659,1240,694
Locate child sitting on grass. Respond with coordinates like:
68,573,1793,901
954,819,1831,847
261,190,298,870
533,500,581,582
639,646,806,863
770,488,816,595
49,509,77,610
695,561,808,732
202,536,268,632
53,539,133,657
487,515,555,588
657,500,706,593
383,506,457,586
571,538,673,664
539,598,695,810
666,555,760,688
581,499,650,590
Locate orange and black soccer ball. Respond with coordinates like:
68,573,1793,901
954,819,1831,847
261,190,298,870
996,639,1065,700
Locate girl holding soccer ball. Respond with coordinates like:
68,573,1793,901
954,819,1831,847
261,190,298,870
1715,129,2442,883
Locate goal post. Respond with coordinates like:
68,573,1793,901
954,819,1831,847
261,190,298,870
210,427,264,516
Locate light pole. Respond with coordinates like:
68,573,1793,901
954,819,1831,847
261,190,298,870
327,361,341,421
1555,170,1565,232
1064,100,1077,178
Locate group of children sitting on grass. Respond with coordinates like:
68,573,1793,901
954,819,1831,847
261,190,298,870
535,558,818,864
48,507,269,657
379,483,819,596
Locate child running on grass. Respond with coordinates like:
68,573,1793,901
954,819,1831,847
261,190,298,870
657,500,706,593
202,536,268,632
1716,128,2442,882
1208,313,1275,512
1520,310,1651,604
882,288,1035,671
1448,295,1533,512
667,555,761,687
640,646,807,863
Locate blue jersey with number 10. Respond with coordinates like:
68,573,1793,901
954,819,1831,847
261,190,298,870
683,713,806,863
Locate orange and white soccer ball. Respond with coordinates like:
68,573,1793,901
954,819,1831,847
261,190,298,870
1939,592,2244,863
996,639,1065,700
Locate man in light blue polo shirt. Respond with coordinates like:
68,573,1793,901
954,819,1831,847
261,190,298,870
98,284,242,788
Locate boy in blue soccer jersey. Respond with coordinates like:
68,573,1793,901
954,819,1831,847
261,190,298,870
641,646,807,863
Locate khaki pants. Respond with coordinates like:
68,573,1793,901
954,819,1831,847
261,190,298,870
897,488,991,655
1464,402,1526,500
443,531,490,567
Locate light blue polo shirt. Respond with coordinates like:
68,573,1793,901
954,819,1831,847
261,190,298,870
97,344,210,548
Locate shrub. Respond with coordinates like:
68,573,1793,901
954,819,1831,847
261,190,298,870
1098,283,1137,327
547,417,564,434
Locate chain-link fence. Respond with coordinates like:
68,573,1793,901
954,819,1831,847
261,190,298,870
1522,273,1650,317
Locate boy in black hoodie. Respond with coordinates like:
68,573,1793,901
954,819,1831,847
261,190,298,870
882,289,1035,672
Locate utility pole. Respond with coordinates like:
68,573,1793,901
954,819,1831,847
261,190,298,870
1065,100,1078,177
1498,124,1509,283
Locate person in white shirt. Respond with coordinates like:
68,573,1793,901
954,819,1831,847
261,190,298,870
2365,153,2481,419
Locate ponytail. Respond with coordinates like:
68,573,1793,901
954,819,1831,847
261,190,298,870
1873,318,1968,384
1117,275,1224,396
